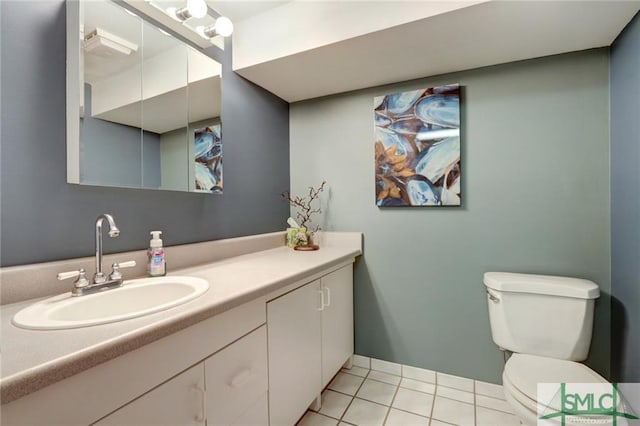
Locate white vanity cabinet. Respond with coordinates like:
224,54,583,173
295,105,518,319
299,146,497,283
267,264,354,426
94,326,268,426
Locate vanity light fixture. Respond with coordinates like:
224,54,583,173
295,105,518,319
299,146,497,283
196,16,234,39
167,0,208,22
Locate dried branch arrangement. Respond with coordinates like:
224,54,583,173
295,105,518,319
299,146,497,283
281,181,327,233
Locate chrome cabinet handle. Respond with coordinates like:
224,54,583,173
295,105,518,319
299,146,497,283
192,384,205,423
229,369,252,388
317,289,325,311
324,286,331,308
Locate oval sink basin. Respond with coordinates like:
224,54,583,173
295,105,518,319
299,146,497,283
12,276,209,330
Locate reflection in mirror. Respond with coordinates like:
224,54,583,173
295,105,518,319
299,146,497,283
147,0,227,50
81,1,144,188
189,51,223,193
67,0,222,193
141,19,188,191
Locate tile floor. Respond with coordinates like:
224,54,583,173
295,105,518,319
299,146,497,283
297,355,521,426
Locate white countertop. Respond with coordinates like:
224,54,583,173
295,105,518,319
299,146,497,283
1,237,362,403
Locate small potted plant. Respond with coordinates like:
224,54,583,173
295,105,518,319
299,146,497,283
281,181,326,250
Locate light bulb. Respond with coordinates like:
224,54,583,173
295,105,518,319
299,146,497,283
186,0,207,19
215,16,233,37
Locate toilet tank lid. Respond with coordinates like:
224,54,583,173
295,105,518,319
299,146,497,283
483,272,600,299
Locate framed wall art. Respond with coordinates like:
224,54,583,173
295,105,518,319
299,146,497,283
374,84,460,206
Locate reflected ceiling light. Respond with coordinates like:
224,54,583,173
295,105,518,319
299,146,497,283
214,16,234,37
168,0,208,22
197,16,234,39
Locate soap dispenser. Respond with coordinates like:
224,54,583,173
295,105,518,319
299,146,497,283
147,231,166,277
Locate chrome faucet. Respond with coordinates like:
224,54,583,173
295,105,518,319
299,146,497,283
94,213,120,284
57,214,135,296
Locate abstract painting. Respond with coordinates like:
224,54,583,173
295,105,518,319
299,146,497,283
374,84,460,206
194,124,222,194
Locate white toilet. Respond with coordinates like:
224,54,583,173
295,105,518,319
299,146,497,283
483,272,609,426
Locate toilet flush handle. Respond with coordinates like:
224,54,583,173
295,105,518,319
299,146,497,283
486,289,500,303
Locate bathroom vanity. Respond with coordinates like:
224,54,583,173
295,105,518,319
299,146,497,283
0,232,362,425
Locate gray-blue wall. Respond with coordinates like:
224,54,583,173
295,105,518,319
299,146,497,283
610,12,640,383
0,0,290,267
290,49,611,383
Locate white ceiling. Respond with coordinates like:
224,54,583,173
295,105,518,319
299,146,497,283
210,1,290,21
230,1,640,102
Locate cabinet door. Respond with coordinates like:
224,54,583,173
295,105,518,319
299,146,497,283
205,325,268,426
94,363,205,426
267,280,322,426
321,264,354,388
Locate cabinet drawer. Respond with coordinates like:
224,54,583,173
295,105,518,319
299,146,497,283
205,325,268,426
94,363,205,426
231,393,268,426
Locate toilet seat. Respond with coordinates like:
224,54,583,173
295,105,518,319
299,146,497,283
502,354,608,413
503,371,538,413
502,353,609,424
505,353,609,401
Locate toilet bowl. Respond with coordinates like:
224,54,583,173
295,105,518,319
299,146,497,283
483,272,609,426
502,353,609,425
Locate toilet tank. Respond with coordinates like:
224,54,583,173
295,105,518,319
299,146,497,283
483,272,600,361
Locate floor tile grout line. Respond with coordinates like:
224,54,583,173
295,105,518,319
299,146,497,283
380,380,401,426
401,376,438,385
340,369,370,380
337,368,370,424
389,406,432,420
399,384,437,396
428,374,438,426
434,392,476,407
312,411,342,422
436,382,475,393
474,391,507,402
433,419,459,426
328,388,361,399
364,376,402,387
351,394,397,408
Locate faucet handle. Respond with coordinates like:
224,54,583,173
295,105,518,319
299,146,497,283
57,270,80,281
57,268,90,295
109,260,136,281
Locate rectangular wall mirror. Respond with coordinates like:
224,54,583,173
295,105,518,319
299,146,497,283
66,0,223,194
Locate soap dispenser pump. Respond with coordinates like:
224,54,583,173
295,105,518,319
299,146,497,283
147,231,166,277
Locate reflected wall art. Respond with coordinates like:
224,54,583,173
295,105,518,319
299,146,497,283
374,84,461,206
194,124,222,194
